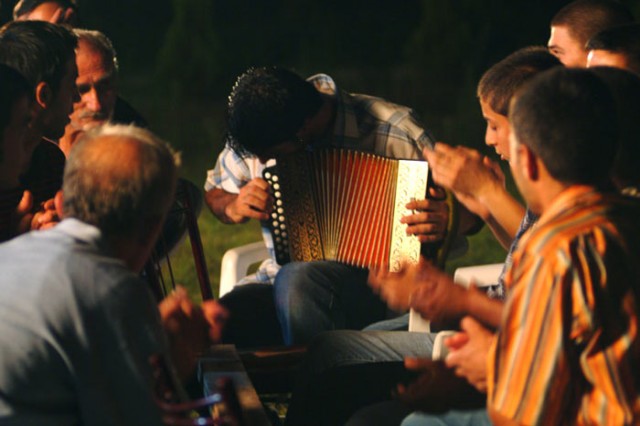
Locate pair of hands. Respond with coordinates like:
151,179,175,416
396,317,493,412
12,190,63,235
158,286,228,380
226,178,450,243
423,143,504,221
368,260,492,398
368,259,468,324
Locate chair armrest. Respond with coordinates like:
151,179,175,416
453,263,504,288
219,242,270,297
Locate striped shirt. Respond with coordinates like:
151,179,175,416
205,73,434,285
488,186,640,425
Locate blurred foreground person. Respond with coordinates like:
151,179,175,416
0,124,226,425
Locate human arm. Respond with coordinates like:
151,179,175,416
158,286,228,381
368,260,504,328
204,178,272,224
424,143,524,249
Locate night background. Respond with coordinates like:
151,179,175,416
3,0,640,294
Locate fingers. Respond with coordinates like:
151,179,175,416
443,331,469,351
404,356,434,372
16,190,33,215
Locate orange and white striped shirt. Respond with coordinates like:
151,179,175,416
488,186,640,425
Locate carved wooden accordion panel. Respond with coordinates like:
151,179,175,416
263,149,428,271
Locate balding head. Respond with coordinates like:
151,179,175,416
62,124,179,239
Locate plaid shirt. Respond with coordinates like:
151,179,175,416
205,73,434,285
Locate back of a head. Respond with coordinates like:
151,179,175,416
478,46,561,116
587,24,640,74
589,67,640,189
62,124,179,238
73,28,119,75
510,67,617,186
551,0,634,48
226,66,323,157
0,20,76,93
13,0,77,20
0,64,31,140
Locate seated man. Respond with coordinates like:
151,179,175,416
284,47,560,426
398,68,640,425
587,23,640,75
548,0,633,67
0,124,226,425
205,66,459,347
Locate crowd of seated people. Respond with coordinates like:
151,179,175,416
1,0,640,425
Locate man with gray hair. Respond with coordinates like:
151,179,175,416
59,28,147,155
0,124,226,425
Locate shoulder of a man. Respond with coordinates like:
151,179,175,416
205,143,262,192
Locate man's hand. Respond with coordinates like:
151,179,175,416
401,187,449,243
158,287,228,380
408,262,469,324
423,143,504,219
444,316,494,392
31,193,62,231
224,178,273,223
368,258,430,311
395,357,485,412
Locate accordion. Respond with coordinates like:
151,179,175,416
263,149,430,272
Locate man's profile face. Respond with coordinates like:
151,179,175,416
480,99,511,161
43,57,79,140
587,49,630,71
548,25,588,67
72,40,117,130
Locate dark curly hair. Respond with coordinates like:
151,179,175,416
226,66,322,157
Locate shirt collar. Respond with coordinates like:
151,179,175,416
307,73,361,148
55,218,104,247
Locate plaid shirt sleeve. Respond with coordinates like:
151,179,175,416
204,145,254,193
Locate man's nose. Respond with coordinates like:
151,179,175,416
83,86,102,112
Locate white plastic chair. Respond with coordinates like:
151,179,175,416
218,241,270,297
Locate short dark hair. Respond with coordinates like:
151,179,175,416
510,67,617,186
13,0,77,20
587,24,640,74
589,67,640,189
477,46,561,116
0,64,32,163
226,66,323,157
0,20,77,94
63,124,179,237
551,0,634,49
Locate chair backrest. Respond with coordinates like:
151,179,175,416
145,178,214,301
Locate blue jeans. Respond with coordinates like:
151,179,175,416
285,330,435,426
401,409,491,426
274,261,387,345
